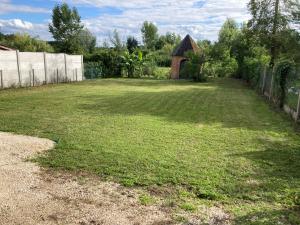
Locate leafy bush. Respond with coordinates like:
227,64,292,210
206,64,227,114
0,33,54,52
180,52,207,82
153,67,170,79
84,49,122,77
84,62,103,79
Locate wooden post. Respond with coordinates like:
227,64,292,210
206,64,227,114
43,52,47,84
32,69,35,87
16,50,21,86
56,68,59,84
76,68,78,82
0,70,3,89
296,91,300,122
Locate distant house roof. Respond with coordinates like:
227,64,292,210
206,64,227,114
172,34,199,57
0,45,14,51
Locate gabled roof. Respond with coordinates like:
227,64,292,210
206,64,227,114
172,34,199,57
0,45,14,51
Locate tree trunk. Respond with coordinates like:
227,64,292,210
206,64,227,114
270,0,280,67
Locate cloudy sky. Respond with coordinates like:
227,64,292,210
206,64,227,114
0,0,251,44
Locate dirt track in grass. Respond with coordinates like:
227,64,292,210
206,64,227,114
0,132,173,225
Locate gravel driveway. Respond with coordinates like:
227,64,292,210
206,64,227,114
0,132,172,225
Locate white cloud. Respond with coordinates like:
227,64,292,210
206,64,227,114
79,0,250,43
0,19,49,39
0,0,251,43
0,0,50,14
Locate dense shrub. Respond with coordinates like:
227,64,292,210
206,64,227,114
84,62,103,79
84,49,122,77
180,52,207,82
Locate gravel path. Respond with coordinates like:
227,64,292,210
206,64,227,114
0,132,172,225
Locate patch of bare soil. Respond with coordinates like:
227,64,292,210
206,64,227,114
0,132,230,225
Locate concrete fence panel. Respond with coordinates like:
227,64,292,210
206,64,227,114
19,52,45,86
45,53,66,83
0,51,19,88
0,51,84,89
66,55,83,81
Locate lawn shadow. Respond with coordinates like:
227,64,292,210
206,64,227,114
233,207,300,225
230,137,300,204
77,79,296,133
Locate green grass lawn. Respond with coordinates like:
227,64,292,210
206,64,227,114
0,78,299,224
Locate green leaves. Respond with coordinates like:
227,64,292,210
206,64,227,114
49,3,84,54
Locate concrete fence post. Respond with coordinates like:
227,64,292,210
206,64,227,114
29,70,32,86
64,54,68,81
262,66,267,93
81,55,84,80
16,50,21,86
56,68,59,84
269,66,275,101
0,70,3,89
296,91,300,122
32,69,35,87
43,52,47,84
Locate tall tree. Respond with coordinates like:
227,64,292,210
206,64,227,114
126,36,139,53
218,19,240,48
77,28,96,53
141,21,159,50
49,3,83,53
247,0,293,66
110,29,123,51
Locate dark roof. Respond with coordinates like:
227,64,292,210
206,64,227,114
172,34,199,57
0,45,14,51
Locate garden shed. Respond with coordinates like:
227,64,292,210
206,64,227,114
171,35,200,79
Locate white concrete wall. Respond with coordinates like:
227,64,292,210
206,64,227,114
19,52,45,86
0,51,19,88
0,51,83,89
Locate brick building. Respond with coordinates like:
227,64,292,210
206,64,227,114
170,35,200,79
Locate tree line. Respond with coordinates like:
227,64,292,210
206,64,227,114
0,0,300,91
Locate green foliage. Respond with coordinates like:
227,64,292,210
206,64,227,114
180,203,197,212
152,67,170,80
84,62,103,79
203,19,240,78
120,50,143,78
49,3,84,53
0,33,54,52
272,59,297,107
139,194,156,206
141,21,159,50
84,48,122,77
110,29,124,52
180,51,207,82
126,36,139,53
77,29,96,54
218,18,240,47
155,32,181,50
141,53,157,76
242,46,270,85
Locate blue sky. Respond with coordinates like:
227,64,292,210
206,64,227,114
0,0,250,44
